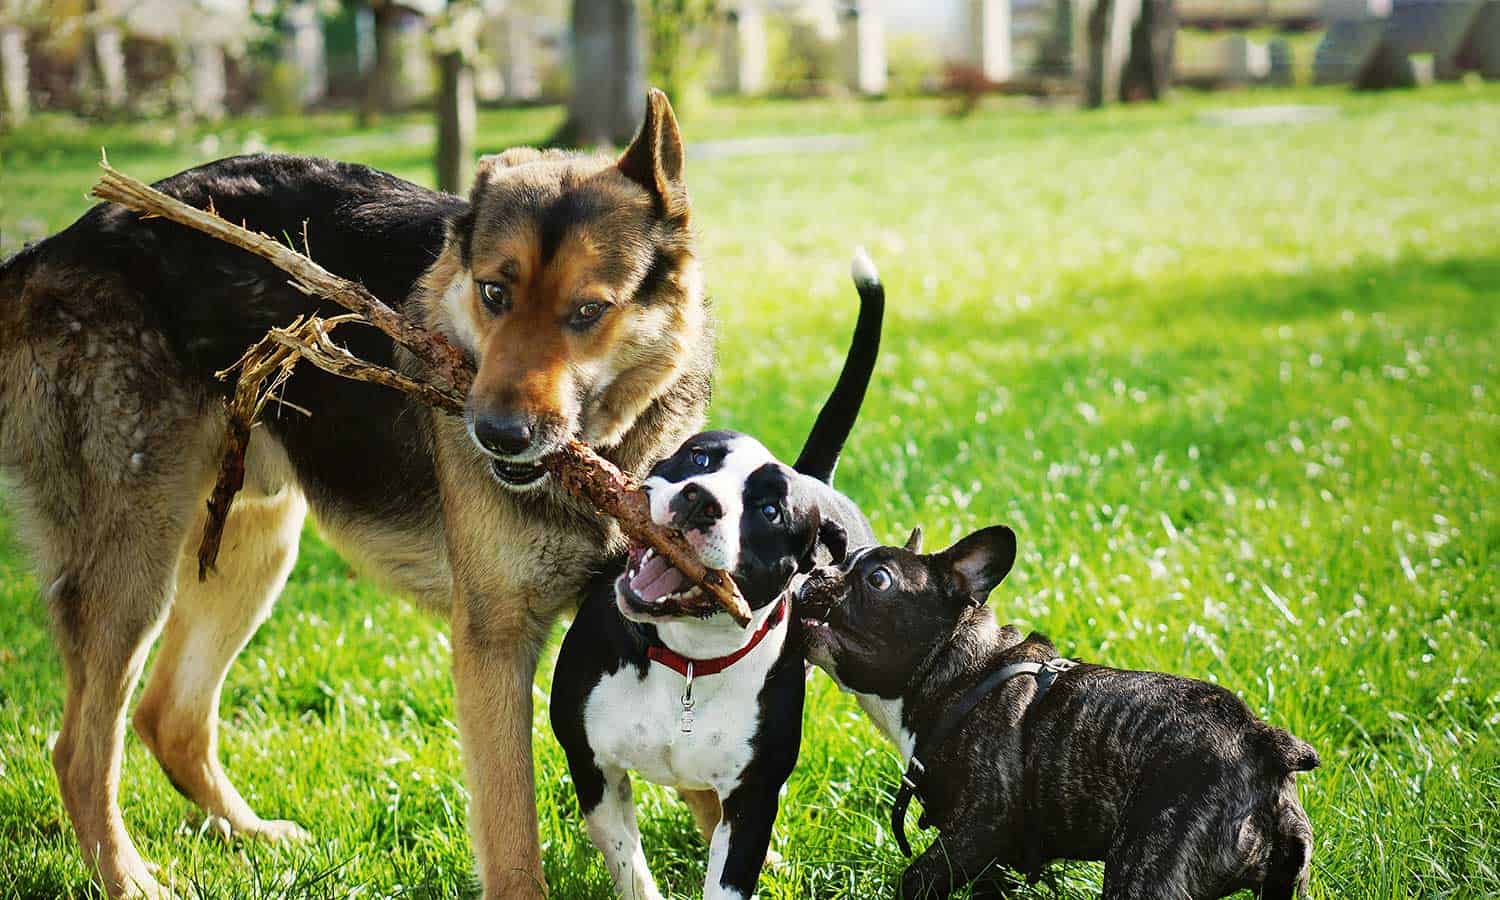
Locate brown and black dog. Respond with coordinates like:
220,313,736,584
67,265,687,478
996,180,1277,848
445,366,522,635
0,91,711,898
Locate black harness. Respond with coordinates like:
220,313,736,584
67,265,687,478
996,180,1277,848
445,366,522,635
891,656,1078,857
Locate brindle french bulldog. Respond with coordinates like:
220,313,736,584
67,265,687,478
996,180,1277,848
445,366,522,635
797,526,1318,900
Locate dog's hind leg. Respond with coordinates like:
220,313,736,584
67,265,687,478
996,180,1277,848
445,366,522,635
679,788,721,842
49,567,175,899
41,451,217,898
133,448,308,842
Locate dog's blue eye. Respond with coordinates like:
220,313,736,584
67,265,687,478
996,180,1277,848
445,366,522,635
760,503,780,522
867,567,893,591
691,450,709,468
479,282,511,314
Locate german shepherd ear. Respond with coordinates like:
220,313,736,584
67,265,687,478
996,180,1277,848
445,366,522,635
903,527,924,553
936,525,1017,607
617,88,687,219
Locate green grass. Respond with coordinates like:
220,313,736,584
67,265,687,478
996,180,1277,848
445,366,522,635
2,83,1498,898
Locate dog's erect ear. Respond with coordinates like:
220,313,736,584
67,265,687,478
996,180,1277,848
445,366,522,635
936,526,1017,607
446,205,475,268
617,88,687,219
903,527,924,553
819,518,849,566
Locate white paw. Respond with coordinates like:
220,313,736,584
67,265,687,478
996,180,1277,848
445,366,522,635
246,818,312,844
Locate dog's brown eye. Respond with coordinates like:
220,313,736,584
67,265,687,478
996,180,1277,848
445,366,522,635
570,301,609,330
867,567,893,592
479,282,511,315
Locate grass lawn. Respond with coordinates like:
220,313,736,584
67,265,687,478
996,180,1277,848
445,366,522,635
1,83,1497,898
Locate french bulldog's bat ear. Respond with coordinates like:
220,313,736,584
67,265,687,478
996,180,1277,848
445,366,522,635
617,88,688,220
819,519,849,565
903,527,924,553
937,525,1017,607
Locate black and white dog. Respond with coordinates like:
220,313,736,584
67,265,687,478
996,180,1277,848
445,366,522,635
550,252,883,899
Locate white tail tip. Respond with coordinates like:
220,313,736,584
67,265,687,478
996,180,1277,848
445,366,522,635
850,245,880,288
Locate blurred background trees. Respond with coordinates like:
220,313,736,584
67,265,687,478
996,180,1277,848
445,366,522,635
0,0,1494,160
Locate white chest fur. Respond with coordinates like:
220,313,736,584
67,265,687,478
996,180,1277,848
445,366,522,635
583,618,786,795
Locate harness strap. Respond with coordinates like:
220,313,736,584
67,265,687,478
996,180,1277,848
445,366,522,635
891,657,1078,857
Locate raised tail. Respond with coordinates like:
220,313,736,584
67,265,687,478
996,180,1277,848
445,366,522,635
793,246,884,484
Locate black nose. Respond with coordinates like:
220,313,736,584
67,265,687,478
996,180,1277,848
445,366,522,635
474,414,534,457
673,482,723,529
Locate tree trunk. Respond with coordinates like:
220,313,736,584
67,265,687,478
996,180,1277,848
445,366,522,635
1084,0,1114,107
0,25,27,127
563,0,646,145
194,42,228,120
94,25,127,112
1122,0,1174,100
359,2,400,128
436,49,475,193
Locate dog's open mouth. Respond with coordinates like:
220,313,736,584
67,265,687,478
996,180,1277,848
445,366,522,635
794,580,837,643
490,458,547,487
616,541,711,617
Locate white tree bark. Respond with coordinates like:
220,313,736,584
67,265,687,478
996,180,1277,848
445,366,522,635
0,25,27,126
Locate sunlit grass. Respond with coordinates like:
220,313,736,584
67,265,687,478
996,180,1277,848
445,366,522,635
1,83,1497,897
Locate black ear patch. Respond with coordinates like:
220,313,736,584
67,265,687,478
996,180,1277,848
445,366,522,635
903,526,924,553
938,525,1018,606
819,518,849,565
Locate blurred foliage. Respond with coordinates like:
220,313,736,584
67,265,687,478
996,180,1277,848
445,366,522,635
885,32,943,97
645,0,717,109
764,14,837,96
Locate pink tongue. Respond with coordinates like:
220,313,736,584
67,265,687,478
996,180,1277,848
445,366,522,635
631,554,688,601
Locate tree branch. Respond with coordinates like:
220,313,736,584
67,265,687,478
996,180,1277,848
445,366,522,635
91,157,751,625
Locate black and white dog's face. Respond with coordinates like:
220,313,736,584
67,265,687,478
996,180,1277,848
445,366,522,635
617,430,844,624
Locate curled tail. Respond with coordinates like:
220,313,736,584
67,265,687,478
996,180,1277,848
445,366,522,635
793,246,884,484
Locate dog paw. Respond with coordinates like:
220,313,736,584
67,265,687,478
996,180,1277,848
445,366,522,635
764,847,785,868
199,815,311,845
246,818,312,844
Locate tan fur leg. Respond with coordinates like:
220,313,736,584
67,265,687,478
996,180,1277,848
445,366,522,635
133,486,308,841
679,788,722,843
50,568,176,899
452,598,548,900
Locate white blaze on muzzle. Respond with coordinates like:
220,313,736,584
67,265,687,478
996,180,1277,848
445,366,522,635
642,435,776,573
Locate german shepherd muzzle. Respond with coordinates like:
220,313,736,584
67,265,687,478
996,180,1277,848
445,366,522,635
0,90,710,898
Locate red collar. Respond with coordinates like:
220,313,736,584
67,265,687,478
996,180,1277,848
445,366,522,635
646,598,788,678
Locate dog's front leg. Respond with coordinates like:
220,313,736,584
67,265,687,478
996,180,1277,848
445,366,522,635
898,832,1015,900
704,780,783,900
452,594,548,899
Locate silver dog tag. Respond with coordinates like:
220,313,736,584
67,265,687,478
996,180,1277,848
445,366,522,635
680,662,696,734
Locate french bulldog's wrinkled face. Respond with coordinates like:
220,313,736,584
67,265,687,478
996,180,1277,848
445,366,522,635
798,525,1017,698
616,430,843,624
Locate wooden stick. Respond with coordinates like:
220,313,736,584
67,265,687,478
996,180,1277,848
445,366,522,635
93,159,752,625
543,442,751,622
91,157,473,396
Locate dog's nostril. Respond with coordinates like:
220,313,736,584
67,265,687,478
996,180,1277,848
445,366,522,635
703,498,722,518
682,484,700,500
475,415,533,456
